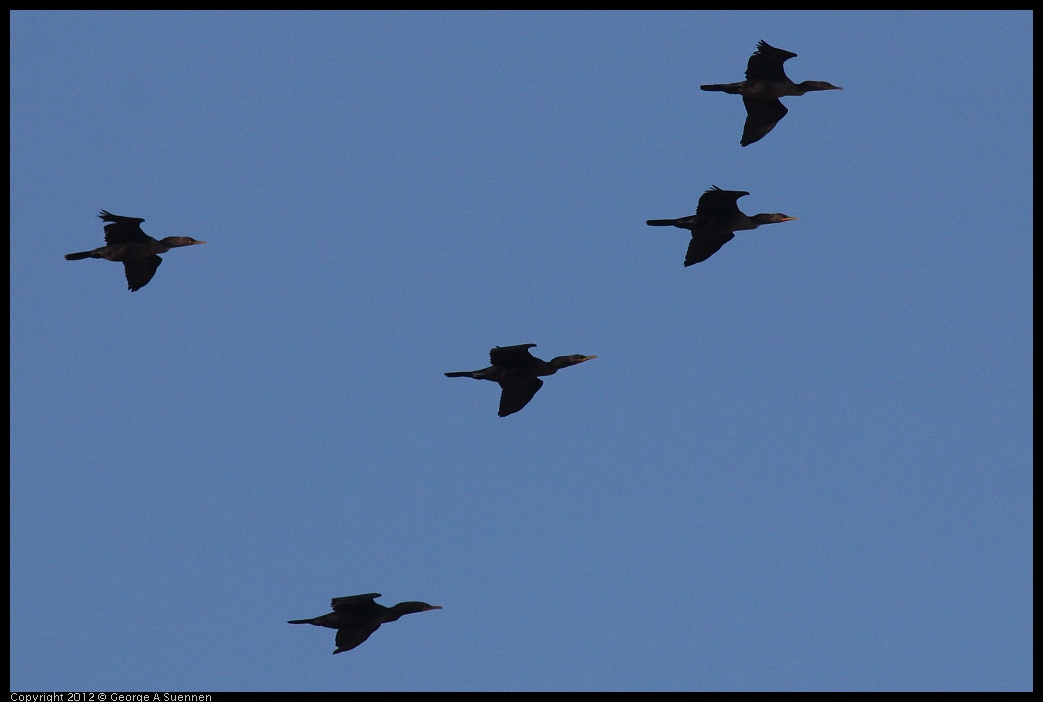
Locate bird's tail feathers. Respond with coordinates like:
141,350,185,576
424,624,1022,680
64,251,94,260
700,83,741,94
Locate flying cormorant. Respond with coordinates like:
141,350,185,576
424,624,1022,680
288,593,442,654
701,40,842,146
65,210,205,291
646,186,797,265
445,343,596,417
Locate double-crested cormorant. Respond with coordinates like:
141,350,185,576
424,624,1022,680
445,343,596,417
701,40,842,146
646,186,797,266
64,210,205,291
288,593,442,654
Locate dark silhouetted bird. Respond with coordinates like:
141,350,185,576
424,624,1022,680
646,186,797,266
64,210,205,291
445,343,596,417
288,593,442,654
701,40,842,146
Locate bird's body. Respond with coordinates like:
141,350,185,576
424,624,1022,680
700,40,842,146
646,186,796,266
288,593,441,654
65,210,205,291
445,343,596,417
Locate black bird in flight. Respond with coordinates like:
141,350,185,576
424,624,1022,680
445,343,596,417
65,210,205,291
647,186,797,266
701,40,842,146
288,593,442,654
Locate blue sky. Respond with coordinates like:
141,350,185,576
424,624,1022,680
10,11,1032,692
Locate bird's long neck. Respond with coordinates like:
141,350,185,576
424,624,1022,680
541,358,575,376
731,214,766,231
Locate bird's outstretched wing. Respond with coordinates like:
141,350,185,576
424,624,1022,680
685,232,735,266
331,593,381,611
99,210,149,245
745,40,796,82
696,186,748,218
334,623,382,654
489,344,538,368
123,255,162,292
740,97,788,147
498,377,544,417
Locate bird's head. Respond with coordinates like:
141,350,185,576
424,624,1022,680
800,81,843,92
754,214,798,226
395,602,443,615
161,236,207,248
552,354,597,369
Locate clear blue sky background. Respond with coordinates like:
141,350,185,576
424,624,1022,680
10,11,1032,692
